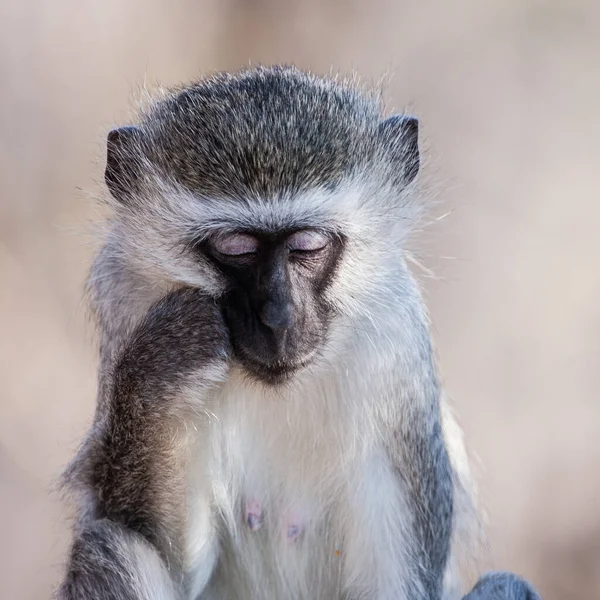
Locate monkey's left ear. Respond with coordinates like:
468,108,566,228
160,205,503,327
378,115,420,185
105,125,144,203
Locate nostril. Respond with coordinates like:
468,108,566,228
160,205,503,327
260,300,292,331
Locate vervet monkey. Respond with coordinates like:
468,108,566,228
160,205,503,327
57,66,540,600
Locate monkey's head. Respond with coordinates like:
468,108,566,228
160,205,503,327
104,66,421,384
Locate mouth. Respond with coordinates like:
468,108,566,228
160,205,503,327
234,345,318,384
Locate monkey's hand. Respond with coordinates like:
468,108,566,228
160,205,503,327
111,286,231,399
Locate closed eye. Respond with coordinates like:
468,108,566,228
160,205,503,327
210,232,260,256
286,230,330,253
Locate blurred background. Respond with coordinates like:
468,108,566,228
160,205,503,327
1,1,599,598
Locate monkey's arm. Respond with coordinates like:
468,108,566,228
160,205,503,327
332,392,452,600
386,404,541,600
403,418,454,599
57,289,229,600
389,401,541,600
384,407,454,600
369,414,540,600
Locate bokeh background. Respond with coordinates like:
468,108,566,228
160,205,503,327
1,1,599,599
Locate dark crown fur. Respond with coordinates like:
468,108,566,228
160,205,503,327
105,65,419,204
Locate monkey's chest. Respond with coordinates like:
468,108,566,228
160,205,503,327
209,400,341,536
198,385,347,599
208,448,344,600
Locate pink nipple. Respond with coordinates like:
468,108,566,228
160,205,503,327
244,498,263,531
285,511,305,542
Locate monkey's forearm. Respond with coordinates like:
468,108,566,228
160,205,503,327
90,287,228,547
60,288,230,599
60,391,202,599
60,404,188,600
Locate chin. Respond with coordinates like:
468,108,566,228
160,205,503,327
235,347,320,386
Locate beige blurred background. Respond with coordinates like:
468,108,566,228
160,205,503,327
1,1,599,599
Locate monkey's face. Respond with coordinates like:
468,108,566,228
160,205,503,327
200,228,344,384
102,67,422,386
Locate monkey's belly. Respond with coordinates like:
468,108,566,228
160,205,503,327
198,452,346,600
190,399,343,600
203,497,345,600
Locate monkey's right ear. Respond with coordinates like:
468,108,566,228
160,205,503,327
378,115,420,185
105,126,143,202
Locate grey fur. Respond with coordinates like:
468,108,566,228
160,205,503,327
58,288,229,599
130,66,410,198
463,572,541,600
57,65,541,600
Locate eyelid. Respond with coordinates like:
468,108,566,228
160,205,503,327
211,232,259,256
287,230,330,252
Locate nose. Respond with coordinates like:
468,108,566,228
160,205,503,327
257,250,294,333
259,298,292,331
